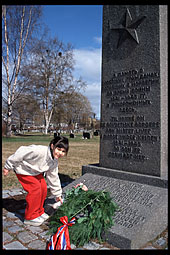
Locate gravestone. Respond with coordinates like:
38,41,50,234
94,130,99,136
54,132,60,138
83,132,91,139
80,5,168,249
70,133,75,138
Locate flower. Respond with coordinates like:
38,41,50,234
82,185,88,191
74,183,88,191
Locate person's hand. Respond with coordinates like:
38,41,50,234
56,196,63,204
53,196,63,209
3,168,9,176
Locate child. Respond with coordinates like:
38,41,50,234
3,136,69,226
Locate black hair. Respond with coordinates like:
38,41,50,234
49,136,69,155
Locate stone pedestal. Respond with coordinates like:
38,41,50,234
64,171,167,249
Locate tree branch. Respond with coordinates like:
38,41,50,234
2,6,10,87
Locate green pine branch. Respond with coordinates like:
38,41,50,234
48,187,118,247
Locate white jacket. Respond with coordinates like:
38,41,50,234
4,144,62,197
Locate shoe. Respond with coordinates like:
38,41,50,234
40,213,49,220
24,216,45,226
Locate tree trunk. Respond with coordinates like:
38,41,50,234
44,108,53,135
2,6,42,138
44,113,48,135
6,104,12,137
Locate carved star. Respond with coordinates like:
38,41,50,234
110,8,146,48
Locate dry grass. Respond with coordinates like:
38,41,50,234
2,134,100,189
59,141,99,179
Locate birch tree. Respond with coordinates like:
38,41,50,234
20,37,86,134
2,5,43,136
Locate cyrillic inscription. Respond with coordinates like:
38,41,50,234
95,177,155,228
101,68,160,162
103,68,159,113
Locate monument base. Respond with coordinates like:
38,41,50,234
62,165,168,249
82,164,168,188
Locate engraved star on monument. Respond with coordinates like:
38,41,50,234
110,8,146,48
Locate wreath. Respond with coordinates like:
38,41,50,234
48,183,118,248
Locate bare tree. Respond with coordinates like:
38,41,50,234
12,93,42,131
2,5,43,137
53,91,93,131
20,37,87,134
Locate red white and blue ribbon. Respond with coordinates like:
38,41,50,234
47,216,76,250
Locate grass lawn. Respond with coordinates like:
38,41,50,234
2,133,100,189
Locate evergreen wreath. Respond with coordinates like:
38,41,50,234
48,183,118,247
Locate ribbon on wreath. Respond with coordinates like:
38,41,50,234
47,216,76,250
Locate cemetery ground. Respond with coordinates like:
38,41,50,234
2,133,168,250
2,133,99,189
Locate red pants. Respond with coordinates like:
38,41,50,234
16,173,47,220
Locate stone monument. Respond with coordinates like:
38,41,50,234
64,5,168,249
99,5,167,178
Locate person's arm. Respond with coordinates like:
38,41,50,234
4,146,27,172
3,145,40,173
56,196,63,204
46,166,62,200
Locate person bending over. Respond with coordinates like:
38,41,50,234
3,136,69,226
